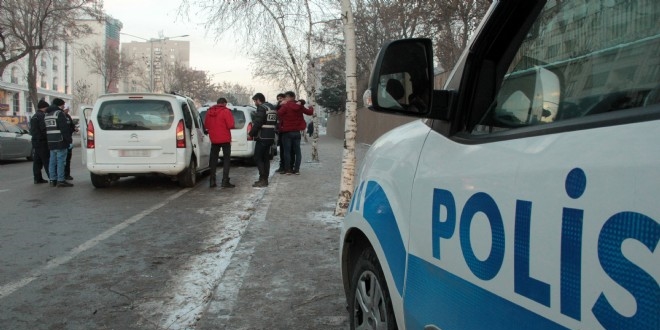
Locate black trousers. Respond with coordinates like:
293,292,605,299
65,147,72,177
254,140,273,180
32,146,50,180
210,143,231,180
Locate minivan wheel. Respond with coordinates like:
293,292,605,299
178,158,197,187
349,248,397,330
90,173,111,188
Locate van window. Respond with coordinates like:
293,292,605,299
97,100,174,130
473,0,660,134
182,103,193,129
232,110,246,129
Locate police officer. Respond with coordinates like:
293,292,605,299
45,98,73,187
250,93,277,187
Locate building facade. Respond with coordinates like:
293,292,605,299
120,38,190,93
0,41,72,121
70,16,123,115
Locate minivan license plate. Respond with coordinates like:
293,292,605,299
119,150,149,157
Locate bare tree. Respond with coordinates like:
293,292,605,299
77,42,134,93
72,79,95,109
0,0,102,109
180,0,339,161
336,0,358,216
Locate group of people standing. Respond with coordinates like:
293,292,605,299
30,98,78,187
203,91,313,189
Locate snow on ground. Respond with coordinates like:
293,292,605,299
308,202,343,228
137,187,268,329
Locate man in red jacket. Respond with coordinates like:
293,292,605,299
277,91,313,174
204,98,236,188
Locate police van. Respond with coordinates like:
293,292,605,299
340,0,659,329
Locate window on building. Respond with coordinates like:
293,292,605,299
53,77,58,91
10,67,19,84
53,57,59,71
40,57,47,69
12,93,19,115
40,74,47,88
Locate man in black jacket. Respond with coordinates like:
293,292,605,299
45,98,73,187
250,93,277,187
30,100,50,184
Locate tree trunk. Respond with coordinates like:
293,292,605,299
335,0,358,217
27,51,40,112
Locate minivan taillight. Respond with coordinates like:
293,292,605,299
247,122,253,141
176,119,186,148
86,120,95,149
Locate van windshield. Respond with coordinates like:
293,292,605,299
97,100,174,130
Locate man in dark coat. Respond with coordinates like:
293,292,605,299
249,93,277,187
30,100,50,184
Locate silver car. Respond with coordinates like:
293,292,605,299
0,120,33,161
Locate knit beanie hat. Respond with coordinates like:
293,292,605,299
38,100,50,109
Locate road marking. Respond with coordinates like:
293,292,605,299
0,188,191,299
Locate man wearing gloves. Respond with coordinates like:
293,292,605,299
45,98,73,187
63,104,78,181
204,97,235,188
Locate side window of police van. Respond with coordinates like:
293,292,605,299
472,1,660,135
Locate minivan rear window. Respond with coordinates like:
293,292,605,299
232,109,246,129
97,100,174,130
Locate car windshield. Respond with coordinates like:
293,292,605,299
97,100,174,130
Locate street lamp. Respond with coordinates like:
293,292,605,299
120,32,189,92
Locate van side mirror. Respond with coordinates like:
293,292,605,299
364,38,455,120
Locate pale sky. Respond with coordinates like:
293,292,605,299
103,0,279,101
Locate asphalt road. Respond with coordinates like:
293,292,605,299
0,135,359,330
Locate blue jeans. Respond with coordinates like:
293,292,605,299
49,148,68,182
281,131,301,171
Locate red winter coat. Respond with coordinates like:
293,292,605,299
204,104,235,144
277,101,314,133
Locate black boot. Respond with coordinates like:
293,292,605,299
221,178,235,188
252,176,268,187
210,175,217,188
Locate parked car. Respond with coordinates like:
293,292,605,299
200,105,275,164
0,119,33,161
81,93,211,188
341,0,660,329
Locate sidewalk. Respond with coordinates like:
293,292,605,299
197,134,368,330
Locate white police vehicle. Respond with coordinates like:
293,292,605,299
340,0,659,329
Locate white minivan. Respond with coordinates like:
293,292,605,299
341,1,659,329
81,93,211,188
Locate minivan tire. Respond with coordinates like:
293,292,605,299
90,173,111,188
178,158,197,188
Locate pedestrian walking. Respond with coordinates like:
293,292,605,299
277,91,313,175
30,100,50,184
204,97,235,188
249,93,277,187
45,98,73,187
63,104,77,181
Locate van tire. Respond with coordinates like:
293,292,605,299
349,247,397,330
90,173,111,188
178,158,197,188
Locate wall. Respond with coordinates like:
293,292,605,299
326,107,416,145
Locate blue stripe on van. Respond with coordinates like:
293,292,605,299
362,181,406,295
404,254,569,330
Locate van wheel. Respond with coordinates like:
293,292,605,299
90,173,111,188
349,248,397,330
178,158,197,187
